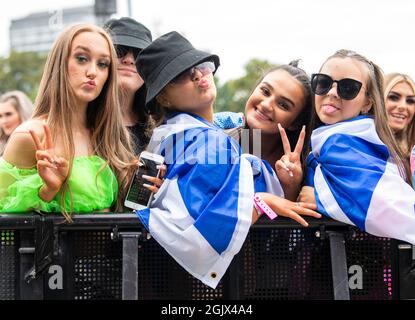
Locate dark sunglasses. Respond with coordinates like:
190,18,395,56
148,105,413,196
116,45,140,60
311,73,363,100
170,61,216,85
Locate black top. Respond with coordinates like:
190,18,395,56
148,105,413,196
127,123,150,155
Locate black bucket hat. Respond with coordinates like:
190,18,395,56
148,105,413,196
136,31,220,106
104,17,152,50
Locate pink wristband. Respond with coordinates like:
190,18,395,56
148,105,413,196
253,194,278,220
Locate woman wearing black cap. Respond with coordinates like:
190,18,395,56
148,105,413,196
135,31,320,289
104,17,154,155
104,17,164,194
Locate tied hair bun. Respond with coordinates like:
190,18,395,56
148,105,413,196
288,59,301,68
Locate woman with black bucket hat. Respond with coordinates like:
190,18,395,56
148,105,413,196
104,17,155,155
135,31,320,288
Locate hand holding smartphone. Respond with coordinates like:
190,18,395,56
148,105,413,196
124,151,165,210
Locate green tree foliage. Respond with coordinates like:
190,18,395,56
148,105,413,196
215,58,277,113
0,51,47,101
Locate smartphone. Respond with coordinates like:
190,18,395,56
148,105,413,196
124,151,165,211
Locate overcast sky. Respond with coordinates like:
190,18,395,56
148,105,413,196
2,0,415,83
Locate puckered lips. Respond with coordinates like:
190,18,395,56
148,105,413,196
83,80,96,90
198,78,210,90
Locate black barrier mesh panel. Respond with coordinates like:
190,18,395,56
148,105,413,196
346,231,393,300
0,230,17,300
6,223,392,300
73,231,122,300
243,228,333,299
137,237,224,300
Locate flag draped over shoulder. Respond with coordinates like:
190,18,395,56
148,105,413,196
136,112,283,288
307,116,415,244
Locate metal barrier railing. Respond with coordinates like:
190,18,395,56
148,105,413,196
0,213,413,300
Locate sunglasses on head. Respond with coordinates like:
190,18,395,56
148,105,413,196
311,73,363,100
116,45,140,60
170,61,216,85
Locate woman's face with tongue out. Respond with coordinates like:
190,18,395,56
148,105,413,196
315,57,372,125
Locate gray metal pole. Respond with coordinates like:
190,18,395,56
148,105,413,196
127,0,132,17
328,232,350,300
122,235,139,300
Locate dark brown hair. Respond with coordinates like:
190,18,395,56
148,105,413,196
250,60,313,179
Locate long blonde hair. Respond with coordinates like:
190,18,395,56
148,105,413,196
309,50,411,183
0,90,34,155
383,73,415,157
33,24,136,220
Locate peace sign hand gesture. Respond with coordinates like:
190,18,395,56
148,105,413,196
275,124,306,199
29,124,69,202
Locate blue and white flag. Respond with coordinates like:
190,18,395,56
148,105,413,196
307,116,415,244
137,112,283,288
213,111,245,129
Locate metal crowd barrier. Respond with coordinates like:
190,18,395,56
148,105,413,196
0,213,414,300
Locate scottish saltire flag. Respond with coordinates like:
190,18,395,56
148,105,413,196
136,112,283,288
213,111,245,129
307,115,415,244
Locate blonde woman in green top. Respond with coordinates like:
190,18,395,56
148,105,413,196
0,24,139,222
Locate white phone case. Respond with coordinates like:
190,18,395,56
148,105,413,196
124,151,164,211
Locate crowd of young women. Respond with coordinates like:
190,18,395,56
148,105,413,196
1,17,415,288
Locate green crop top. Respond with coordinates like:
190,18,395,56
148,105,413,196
0,156,118,213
